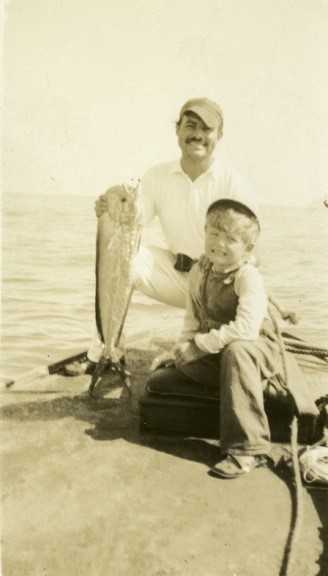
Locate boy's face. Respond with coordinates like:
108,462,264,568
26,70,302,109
204,213,252,272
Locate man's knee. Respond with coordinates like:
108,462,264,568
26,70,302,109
132,244,188,308
132,247,149,283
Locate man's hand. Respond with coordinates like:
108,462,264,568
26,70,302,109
95,194,107,218
280,310,298,325
95,185,128,218
269,295,299,325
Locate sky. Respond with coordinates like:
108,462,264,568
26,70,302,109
2,0,328,205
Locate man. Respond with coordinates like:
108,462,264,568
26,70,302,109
68,97,257,374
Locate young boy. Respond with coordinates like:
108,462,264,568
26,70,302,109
146,198,318,479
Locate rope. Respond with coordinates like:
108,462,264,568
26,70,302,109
282,416,304,576
284,342,328,356
268,306,304,576
268,308,290,389
285,346,328,362
284,342,328,363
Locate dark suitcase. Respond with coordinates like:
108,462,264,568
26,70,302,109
139,393,221,438
139,388,316,443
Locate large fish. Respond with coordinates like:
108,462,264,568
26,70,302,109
89,180,141,397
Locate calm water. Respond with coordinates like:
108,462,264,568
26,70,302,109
1,193,328,382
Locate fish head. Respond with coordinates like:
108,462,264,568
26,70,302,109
105,180,140,225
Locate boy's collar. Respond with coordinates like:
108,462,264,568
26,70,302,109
212,261,246,275
201,256,253,283
211,264,240,284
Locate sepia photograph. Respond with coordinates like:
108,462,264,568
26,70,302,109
1,1,328,575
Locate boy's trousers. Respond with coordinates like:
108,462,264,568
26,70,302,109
147,335,318,456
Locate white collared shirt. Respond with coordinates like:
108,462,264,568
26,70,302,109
138,159,256,259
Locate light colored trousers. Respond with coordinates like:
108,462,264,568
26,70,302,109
88,245,190,362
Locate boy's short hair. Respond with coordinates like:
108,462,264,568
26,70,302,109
206,199,260,248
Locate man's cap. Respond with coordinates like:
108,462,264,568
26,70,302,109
179,98,224,132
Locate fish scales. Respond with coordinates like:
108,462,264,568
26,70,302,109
95,181,141,362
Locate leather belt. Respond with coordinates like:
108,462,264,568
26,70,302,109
174,253,195,273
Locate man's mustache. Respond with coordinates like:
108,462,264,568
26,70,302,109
185,138,205,144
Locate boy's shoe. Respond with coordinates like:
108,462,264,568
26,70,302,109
209,454,269,479
63,359,97,376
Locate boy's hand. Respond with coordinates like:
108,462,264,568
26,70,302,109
150,350,176,372
174,340,206,367
151,340,207,371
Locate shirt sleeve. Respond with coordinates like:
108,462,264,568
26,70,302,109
195,265,267,353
